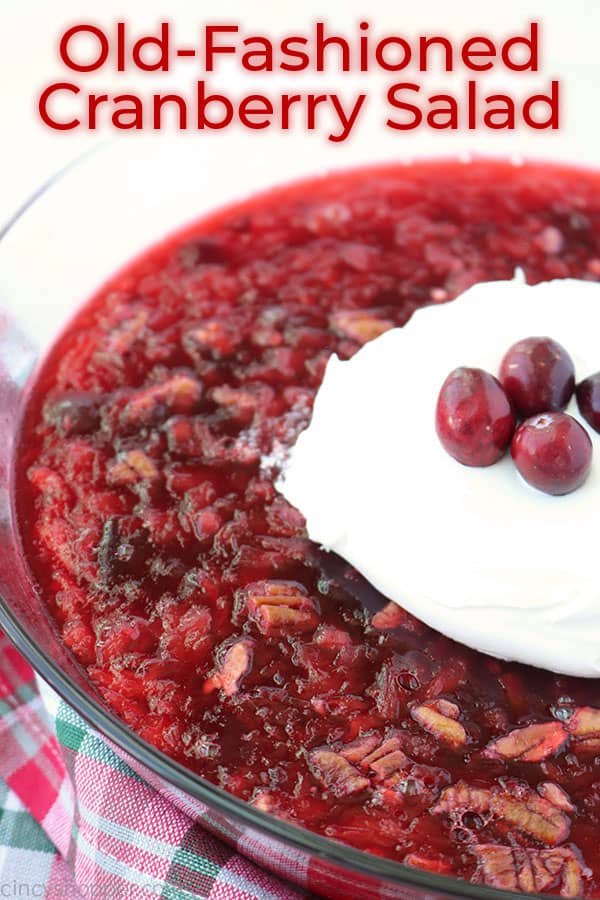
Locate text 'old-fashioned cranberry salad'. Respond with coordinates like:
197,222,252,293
16,161,600,896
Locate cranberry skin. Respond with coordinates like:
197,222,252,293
499,337,575,419
576,372,600,433
436,367,516,467
511,412,592,495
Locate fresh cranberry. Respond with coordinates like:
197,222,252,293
576,372,600,433
436,367,515,467
499,337,575,419
511,412,592,495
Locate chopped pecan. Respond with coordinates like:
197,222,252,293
404,854,454,875
338,732,382,764
368,749,411,783
433,699,461,719
307,749,370,799
433,782,570,845
313,625,352,649
473,844,588,898
203,637,255,697
183,319,241,359
484,722,568,763
250,791,281,814
562,853,589,898
371,601,423,632
337,732,414,789
211,383,276,417
433,782,493,817
358,734,411,783
108,449,160,484
120,374,202,429
412,700,467,749
491,790,570,845
360,733,401,763
344,731,450,805
244,580,319,636
567,706,600,752
538,783,575,813
330,310,394,344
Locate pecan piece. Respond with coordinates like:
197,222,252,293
538,783,575,813
183,319,241,359
434,782,570,846
484,722,568,763
491,790,570,845
250,791,277,813
108,449,160,484
330,310,394,344
307,750,369,799
120,374,202,429
338,732,382,764
567,706,600,752
249,790,292,819
203,638,256,697
360,734,411,783
412,700,467,749
345,734,451,804
473,844,588,898
368,749,411,783
244,580,319,636
371,601,423,632
432,782,493,817
359,733,404,766
404,854,454,875
211,383,276,417
561,854,588,898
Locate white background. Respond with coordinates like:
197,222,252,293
1,0,600,227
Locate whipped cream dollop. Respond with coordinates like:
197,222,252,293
281,276,600,677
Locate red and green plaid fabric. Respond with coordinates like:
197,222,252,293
0,631,309,899
0,781,74,896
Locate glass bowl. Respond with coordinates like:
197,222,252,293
0,136,581,900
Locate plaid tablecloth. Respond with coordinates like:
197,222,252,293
0,631,310,900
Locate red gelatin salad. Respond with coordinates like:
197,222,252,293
15,161,600,896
